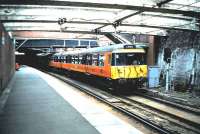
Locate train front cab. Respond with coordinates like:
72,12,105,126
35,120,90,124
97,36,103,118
110,48,147,88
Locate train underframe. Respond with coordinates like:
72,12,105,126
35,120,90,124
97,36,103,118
49,66,146,92
111,77,146,91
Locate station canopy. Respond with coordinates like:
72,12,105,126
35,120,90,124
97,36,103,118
1,0,200,39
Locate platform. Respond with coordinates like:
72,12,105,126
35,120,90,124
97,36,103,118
0,66,143,134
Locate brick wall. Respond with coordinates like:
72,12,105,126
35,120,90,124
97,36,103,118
0,23,15,92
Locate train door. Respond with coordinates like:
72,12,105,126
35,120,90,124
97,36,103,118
90,53,104,77
92,52,110,78
103,53,111,78
85,53,105,77
85,53,111,78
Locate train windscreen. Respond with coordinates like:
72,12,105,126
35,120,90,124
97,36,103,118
111,53,146,66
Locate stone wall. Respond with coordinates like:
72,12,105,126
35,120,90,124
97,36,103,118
157,30,200,90
0,23,15,92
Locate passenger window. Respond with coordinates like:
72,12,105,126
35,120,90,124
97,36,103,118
99,54,104,66
60,56,63,63
60,57,63,62
60,57,62,63
72,55,75,64
92,54,99,66
86,54,92,65
78,55,82,64
63,56,66,63
75,55,78,64
81,55,86,64
65,56,69,63
68,55,72,63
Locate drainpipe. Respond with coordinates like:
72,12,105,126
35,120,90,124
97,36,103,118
165,63,169,92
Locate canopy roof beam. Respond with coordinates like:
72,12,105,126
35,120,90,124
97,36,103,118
139,13,193,21
1,0,199,18
157,0,174,7
11,30,167,37
5,23,198,33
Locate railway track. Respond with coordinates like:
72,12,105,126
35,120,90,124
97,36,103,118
45,70,200,134
131,92,200,116
121,95,200,127
118,96,200,133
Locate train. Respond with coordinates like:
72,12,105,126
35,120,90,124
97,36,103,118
48,43,148,90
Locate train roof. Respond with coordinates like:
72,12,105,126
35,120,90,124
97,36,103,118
53,43,148,56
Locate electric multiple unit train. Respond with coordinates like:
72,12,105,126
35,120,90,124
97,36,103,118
48,44,148,89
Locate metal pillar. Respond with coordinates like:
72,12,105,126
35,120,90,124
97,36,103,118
16,39,27,50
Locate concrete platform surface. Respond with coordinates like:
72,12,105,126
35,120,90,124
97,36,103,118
0,67,100,134
0,66,143,134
